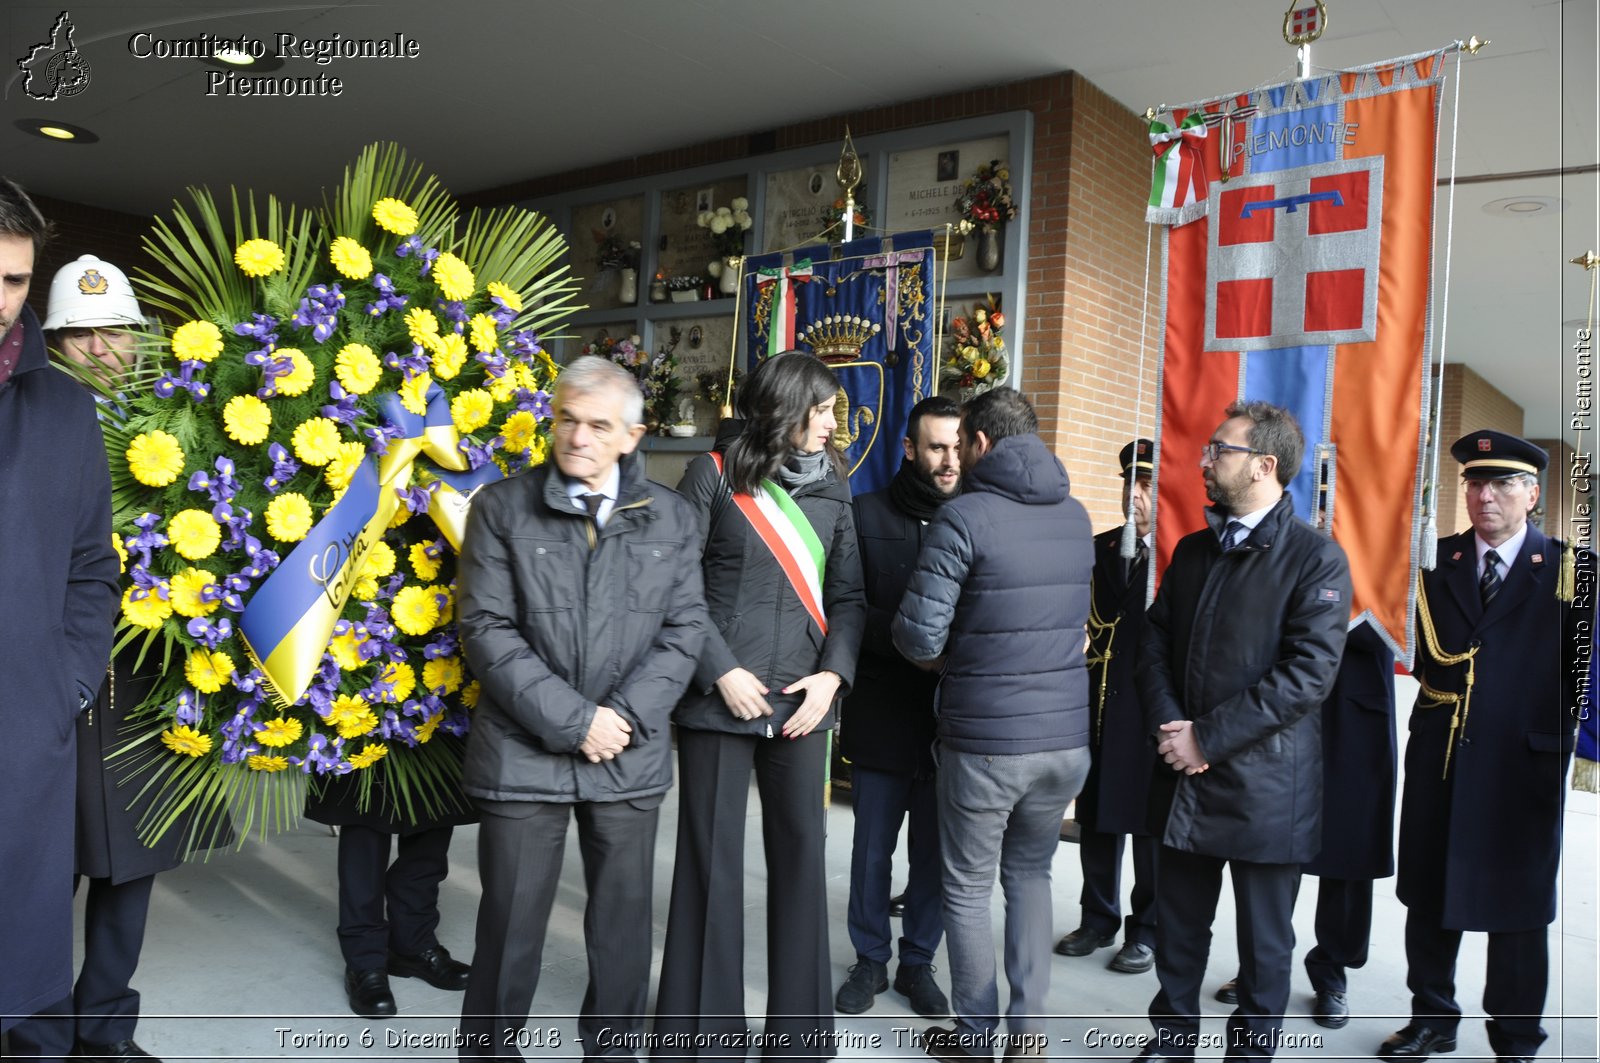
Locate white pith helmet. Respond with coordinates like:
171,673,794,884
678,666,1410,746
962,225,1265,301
43,254,147,331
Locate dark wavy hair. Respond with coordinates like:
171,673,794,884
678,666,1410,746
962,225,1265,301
723,350,845,492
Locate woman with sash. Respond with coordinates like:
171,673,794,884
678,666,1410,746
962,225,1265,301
656,351,865,1060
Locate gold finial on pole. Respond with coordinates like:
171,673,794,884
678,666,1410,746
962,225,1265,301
1570,250,1600,270
1462,35,1490,55
1283,0,1327,79
837,126,862,243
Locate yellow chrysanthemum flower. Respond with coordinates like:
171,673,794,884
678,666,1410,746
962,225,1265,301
126,431,185,487
405,307,440,348
431,331,467,381
273,348,315,396
255,716,303,748
392,585,441,636
461,680,481,709
485,281,522,311
121,586,171,630
334,343,382,395
291,417,342,466
222,394,272,445
387,504,413,530
352,576,380,601
329,236,373,280
161,725,212,758
247,754,289,772
378,660,416,703
371,197,418,236
323,694,379,739
468,313,498,354
324,440,367,492
171,320,224,364
428,583,455,623
185,649,234,694
234,238,285,278
422,655,464,696
450,389,493,434
432,252,475,301
169,567,220,618
265,492,314,543
328,628,367,671
167,509,221,561
414,711,443,744
500,410,538,453
408,541,442,581
349,743,389,770
399,372,432,416
528,434,549,467
111,532,127,575
361,540,397,580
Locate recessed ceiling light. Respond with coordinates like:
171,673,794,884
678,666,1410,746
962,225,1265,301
1483,196,1567,217
12,119,99,143
198,52,284,73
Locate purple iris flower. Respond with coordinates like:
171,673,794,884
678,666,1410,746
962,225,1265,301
234,313,280,346
395,236,423,258
153,361,212,403
364,273,409,317
422,629,458,659
186,616,231,648
474,349,509,376
295,733,351,776
173,687,205,727
364,421,404,456
378,709,417,744
516,389,553,420
128,563,166,599
439,711,471,738
507,330,542,360
217,504,254,553
382,347,431,380
127,513,168,568
418,246,440,276
488,295,519,329
459,437,498,471
241,537,280,581
437,299,468,326
264,442,300,492
397,482,436,515
320,380,361,426
292,283,346,344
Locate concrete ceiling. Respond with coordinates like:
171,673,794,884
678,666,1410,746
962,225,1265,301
2,0,1595,437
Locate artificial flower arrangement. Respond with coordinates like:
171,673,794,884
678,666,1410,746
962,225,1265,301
594,232,641,273
697,198,753,258
820,188,872,243
106,143,580,848
940,295,1008,394
953,160,1017,231
696,365,742,410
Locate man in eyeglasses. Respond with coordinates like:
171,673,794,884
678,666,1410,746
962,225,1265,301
1131,401,1350,1061
1380,430,1588,1063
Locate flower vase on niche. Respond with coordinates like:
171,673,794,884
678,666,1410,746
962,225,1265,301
976,228,1001,273
719,257,740,297
619,267,638,305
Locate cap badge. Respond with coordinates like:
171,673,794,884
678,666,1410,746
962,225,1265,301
1477,438,1492,451
77,269,108,296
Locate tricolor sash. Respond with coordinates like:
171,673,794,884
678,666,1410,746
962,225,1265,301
709,451,827,634
754,259,814,357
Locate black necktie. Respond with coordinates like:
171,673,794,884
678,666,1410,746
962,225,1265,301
1221,520,1245,552
1480,549,1502,605
580,493,605,522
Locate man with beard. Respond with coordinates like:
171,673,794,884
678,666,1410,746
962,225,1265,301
835,396,960,1021
1133,402,1349,1061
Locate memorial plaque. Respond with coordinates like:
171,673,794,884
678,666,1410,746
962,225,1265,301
662,316,739,434
885,135,1010,280
659,177,750,287
570,194,645,312
763,157,871,253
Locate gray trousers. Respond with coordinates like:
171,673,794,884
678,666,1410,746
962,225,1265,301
936,745,1089,1040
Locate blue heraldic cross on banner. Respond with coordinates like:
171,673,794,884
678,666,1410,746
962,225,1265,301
744,231,936,496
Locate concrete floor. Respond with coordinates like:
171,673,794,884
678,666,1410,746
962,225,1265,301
32,677,1600,1060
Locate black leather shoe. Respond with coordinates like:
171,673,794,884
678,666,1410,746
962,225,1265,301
1312,988,1349,1029
889,890,908,918
1054,926,1115,956
345,966,397,1018
389,944,471,991
75,1040,158,1062
835,958,888,1014
1108,941,1155,973
894,963,950,1019
1213,977,1239,1005
1378,1024,1457,1060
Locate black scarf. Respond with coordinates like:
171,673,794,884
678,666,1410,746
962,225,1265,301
888,459,958,521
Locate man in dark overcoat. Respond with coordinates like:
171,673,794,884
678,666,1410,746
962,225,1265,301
835,396,960,1020
1381,430,1589,1063
0,179,119,1036
1056,439,1159,976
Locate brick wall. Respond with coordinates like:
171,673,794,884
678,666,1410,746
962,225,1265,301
465,71,1154,530
1435,363,1524,535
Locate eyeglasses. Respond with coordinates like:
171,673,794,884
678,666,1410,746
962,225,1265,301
1200,442,1260,463
1461,476,1530,498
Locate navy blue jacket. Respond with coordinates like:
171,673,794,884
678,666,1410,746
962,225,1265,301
891,433,1093,755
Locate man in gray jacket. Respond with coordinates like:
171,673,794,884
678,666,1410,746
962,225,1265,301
892,388,1094,1062
456,356,709,1060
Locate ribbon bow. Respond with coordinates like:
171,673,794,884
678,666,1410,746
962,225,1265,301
1146,112,1210,226
756,259,815,356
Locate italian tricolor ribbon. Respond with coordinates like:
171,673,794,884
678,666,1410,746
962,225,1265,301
710,451,827,633
1147,112,1210,226
756,259,814,356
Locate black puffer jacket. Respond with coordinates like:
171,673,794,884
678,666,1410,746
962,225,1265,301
1139,494,1350,864
457,454,709,803
674,448,865,736
891,433,1093,755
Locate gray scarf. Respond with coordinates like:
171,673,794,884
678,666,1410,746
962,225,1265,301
776,448,829,491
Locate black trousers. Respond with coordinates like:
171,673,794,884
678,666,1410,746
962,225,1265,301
845,766,942,966
655,728,834,1060
460,798,659,1062
337,823,454,970
1076,827,1158,947
1149,846,1300,1060
1403,905,1548,1057
1302,876,1373,994
8,874,156,1056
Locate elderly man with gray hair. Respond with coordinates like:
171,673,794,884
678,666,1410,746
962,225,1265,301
456,356,709,1061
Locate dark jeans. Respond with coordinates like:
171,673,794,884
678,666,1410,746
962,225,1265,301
846,766,943,967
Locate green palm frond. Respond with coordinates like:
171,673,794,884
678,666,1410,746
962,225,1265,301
323,142,457,247
457,204,586,335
